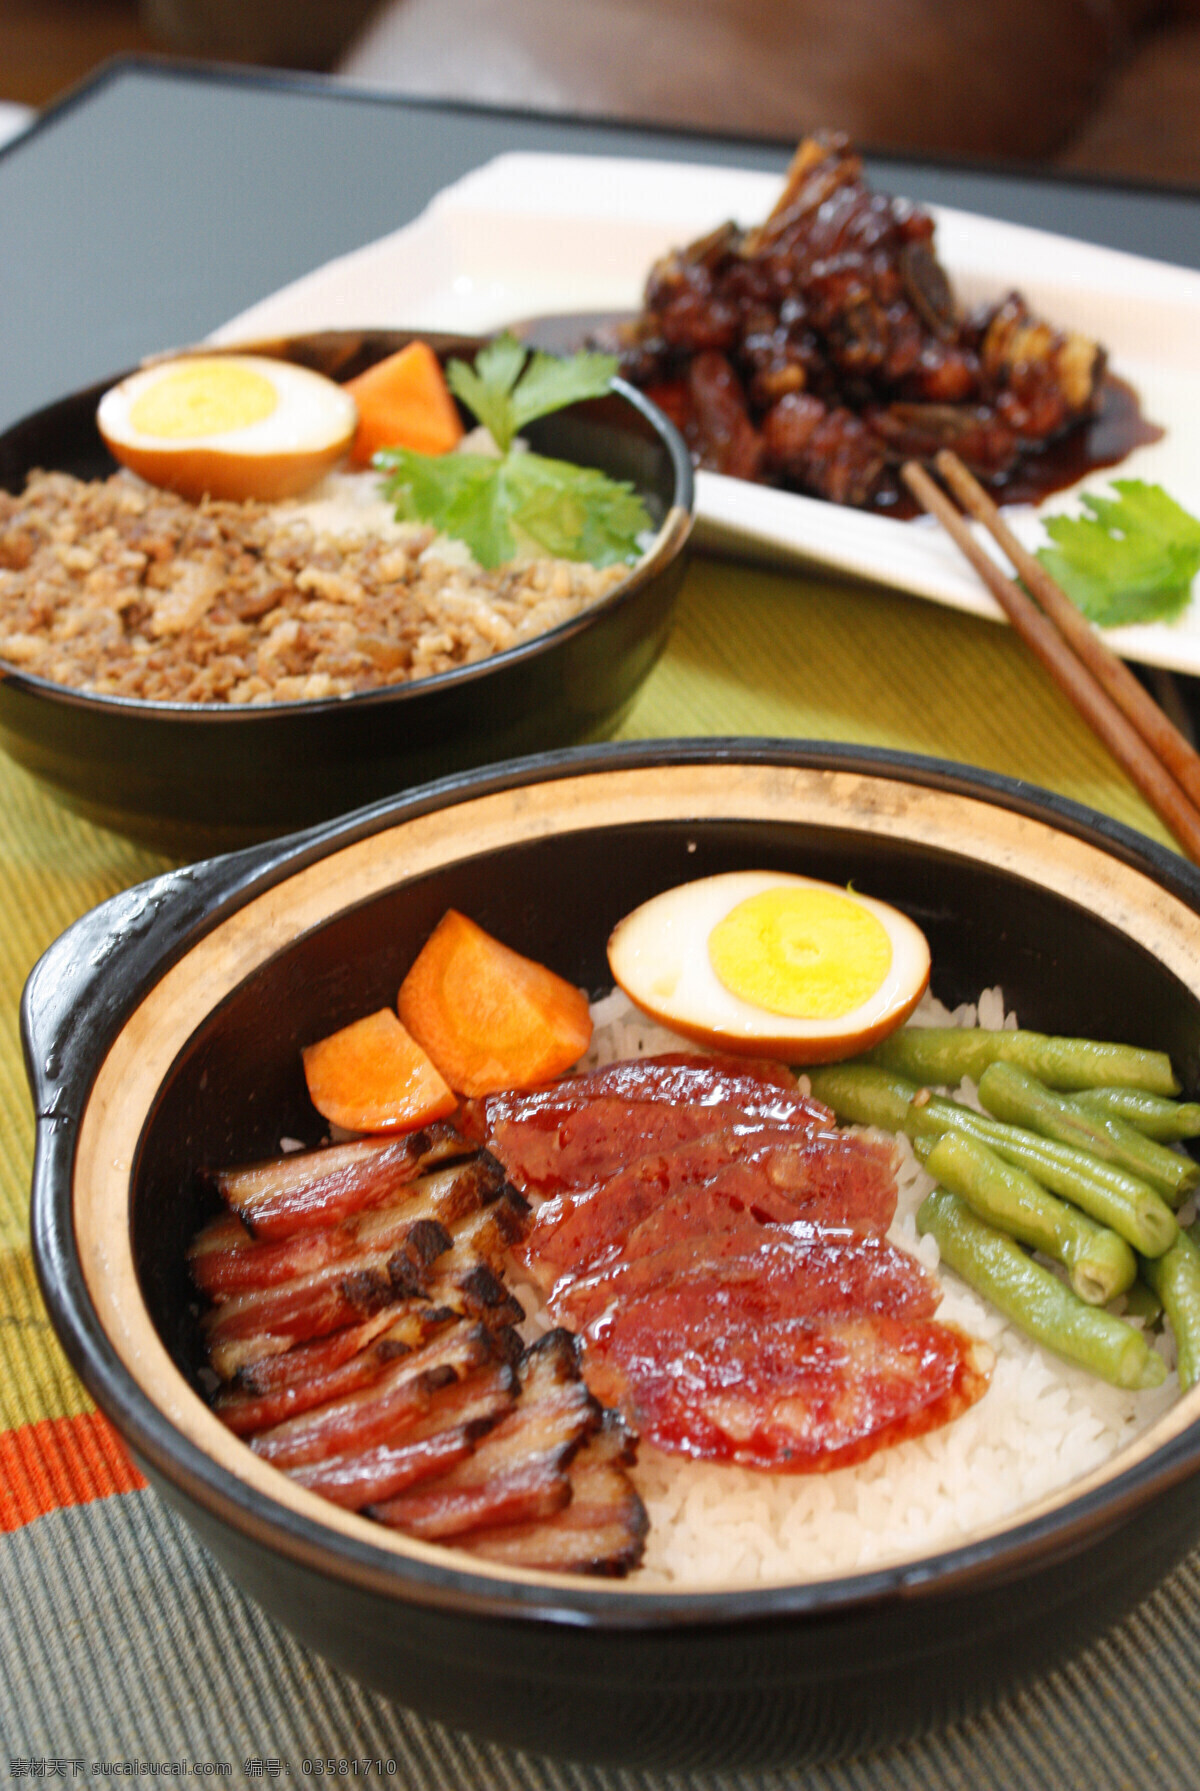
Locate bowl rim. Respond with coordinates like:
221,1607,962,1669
0,341,693,722
25,736,1200,1629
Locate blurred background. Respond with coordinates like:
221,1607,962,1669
4,0,1200,186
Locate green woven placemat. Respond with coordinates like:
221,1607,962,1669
616,557,1176,851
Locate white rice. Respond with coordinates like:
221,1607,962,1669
539,987,1181,1587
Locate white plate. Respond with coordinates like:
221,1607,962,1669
217,152,1200,675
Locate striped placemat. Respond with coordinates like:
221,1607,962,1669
2,552,1197,1789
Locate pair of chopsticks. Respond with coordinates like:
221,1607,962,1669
902,451,1200,864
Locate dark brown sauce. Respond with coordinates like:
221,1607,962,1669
877,374,1163,519
510,312,1164,519
988,374,1162,504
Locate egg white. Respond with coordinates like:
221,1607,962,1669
97,354,358,503
607,870,931,1062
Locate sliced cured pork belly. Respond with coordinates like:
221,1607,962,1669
192,1106,651,1571
214,1307,522,1437
521,1125,899,1286
370,1328,602,1540
190,1152,510,1297
294,1422,480,1511
250,1319,503,1469
287,1360,520,1508
255,1324,648,1571
204,1258,524,1385
221,1310,403,1399
203,1122,468,1240
201,1186,529,1356
196,1147,529,1388
217,1309,443,1437
201,1218,454,1351
459,1410,648,1576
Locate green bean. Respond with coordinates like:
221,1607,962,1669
917,1188,1166,1390
1072,1087,1200,1141
1140,1230,1200,1389
865,1027,1179,1096
806,1063,916,1132
808,1062,1179,1257
921,1131,1136,1306
977,1062,1199,1204
935,1115,1177,1257
1119,1279,1163,1326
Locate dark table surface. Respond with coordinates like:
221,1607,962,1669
4,57,1200,437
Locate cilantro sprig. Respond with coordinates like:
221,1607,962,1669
1036,481,1200,627
374,335,653,570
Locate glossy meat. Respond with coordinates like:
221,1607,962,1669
473,1054,831,1197
521,1125,899,1286
250,1320,499,1469
287,1362,518,1508
190,1154,509,1298
222,1310,402,1399
459,1410,648,1576
553,1226,939,1335
579,1294,991,1472
470,1050,808,1120
206,1123,468,1240
370,1329,600,1540
194,1123,649,1572
216,1309,434,1437
201,1189,528,1354
616,131,1106,510
479,1049,991,1472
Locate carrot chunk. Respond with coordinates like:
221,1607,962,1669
344,341,464,466
398,911,593,1098
302,1008,458,1134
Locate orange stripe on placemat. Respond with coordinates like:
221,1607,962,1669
0,1409,146,1530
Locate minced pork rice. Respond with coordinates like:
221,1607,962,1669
0,468,630,704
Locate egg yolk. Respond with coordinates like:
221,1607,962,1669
127,360,279,440
707,887,892,1019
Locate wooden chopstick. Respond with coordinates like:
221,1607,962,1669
901,452,1200,864
933,449,1200,813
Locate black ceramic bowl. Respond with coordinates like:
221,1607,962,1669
25,740,1200,1770
0,331,692,856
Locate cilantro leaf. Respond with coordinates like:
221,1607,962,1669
445,335,527,452
378,449,517,569
1036,481,1200,627
507,347,624,434
376,336,650,569
500,453,652,566
444,334,619,453
377,448,651,570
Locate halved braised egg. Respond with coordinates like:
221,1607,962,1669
607,870,931,1062
97,354,358,503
